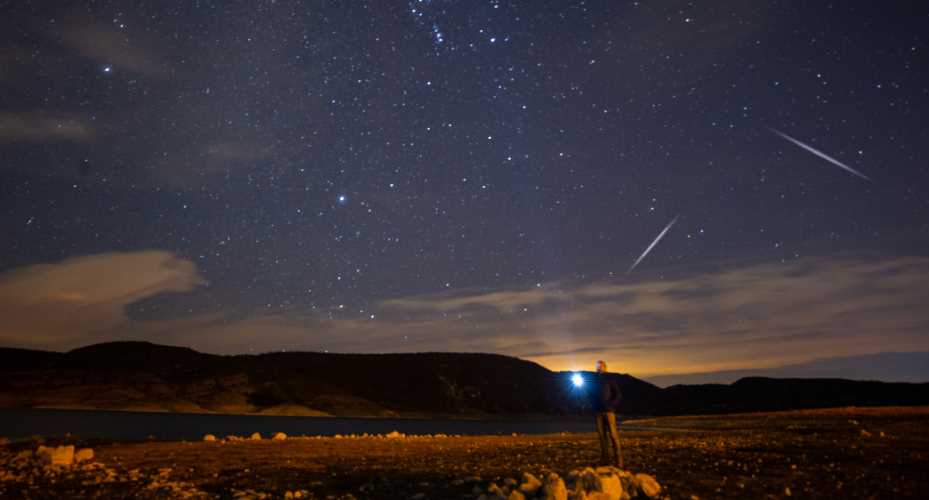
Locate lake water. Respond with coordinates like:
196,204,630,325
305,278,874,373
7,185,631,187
0,409,595,442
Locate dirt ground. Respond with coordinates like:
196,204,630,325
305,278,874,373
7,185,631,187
2,406,929,499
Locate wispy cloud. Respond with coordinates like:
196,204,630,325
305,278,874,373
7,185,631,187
0,112,94,143
1,252,926,382
0,251,204,350
54,22,173,79
157,255,929,378
376,255,929,374
154,141,273,187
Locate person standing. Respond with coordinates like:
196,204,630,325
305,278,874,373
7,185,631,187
590,360,623,467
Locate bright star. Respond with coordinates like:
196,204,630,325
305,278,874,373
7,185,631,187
337,194,347,204
102,65,113,74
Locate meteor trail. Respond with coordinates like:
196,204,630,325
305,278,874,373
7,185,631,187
770,128,871,181
627,216,679,274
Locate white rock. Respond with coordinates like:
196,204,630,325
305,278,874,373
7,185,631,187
634,473,661,498
507,490,526,500
36,445,74,467
272,432,287,441
75,448,94,463
574,468,600,493
519,472,542,495
541,472,567,500
203,434,217,442
598,473,623,500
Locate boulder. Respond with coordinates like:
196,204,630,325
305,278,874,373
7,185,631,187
36,445,74,467
74,448,94,463
573,468,600,493
249,432,262,440
633,473,661,498
598,473,623,500
541,472,567,500
272,432,287,441
203,434,217,442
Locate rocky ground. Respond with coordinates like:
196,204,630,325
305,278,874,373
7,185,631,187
1,406,928,499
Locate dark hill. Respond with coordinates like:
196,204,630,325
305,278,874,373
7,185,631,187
1,343,928,417
0,343,655,416
656,377,929,414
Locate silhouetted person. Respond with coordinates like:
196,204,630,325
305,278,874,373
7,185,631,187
590,360,623,467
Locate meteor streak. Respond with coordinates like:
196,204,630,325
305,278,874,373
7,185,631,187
627,216,679,274
770,128,871,181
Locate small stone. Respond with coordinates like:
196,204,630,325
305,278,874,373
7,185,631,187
272,432,287,441
203,434,217,442
507,490,526,500
542,472,567,500
598,473,623,500
250,432,262,440
75,448,94,463
634,473,661,498
386,431,404,439
36,445,74,467
519,472,542,495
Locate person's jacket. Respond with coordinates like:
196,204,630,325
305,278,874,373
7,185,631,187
589,373,622,413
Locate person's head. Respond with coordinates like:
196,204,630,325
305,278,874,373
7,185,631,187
596,360,608,373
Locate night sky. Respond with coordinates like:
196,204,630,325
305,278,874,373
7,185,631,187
2,1,928,384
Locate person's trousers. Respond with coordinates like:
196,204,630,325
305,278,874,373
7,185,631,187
596,411,622,467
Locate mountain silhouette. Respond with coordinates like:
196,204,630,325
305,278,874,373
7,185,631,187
1,342,927,417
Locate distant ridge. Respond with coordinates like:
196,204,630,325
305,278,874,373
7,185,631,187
1,342,928,417
645,352,929,387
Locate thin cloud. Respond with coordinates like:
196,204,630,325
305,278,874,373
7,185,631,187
54,22,173,79
0,112,94,143
154,141,273,188
0,251,204,350
375,255,929,374
1,253,927,381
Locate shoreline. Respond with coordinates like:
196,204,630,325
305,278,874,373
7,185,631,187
2,406,927,499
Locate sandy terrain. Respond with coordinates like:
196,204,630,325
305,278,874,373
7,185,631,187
2,406,928,498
